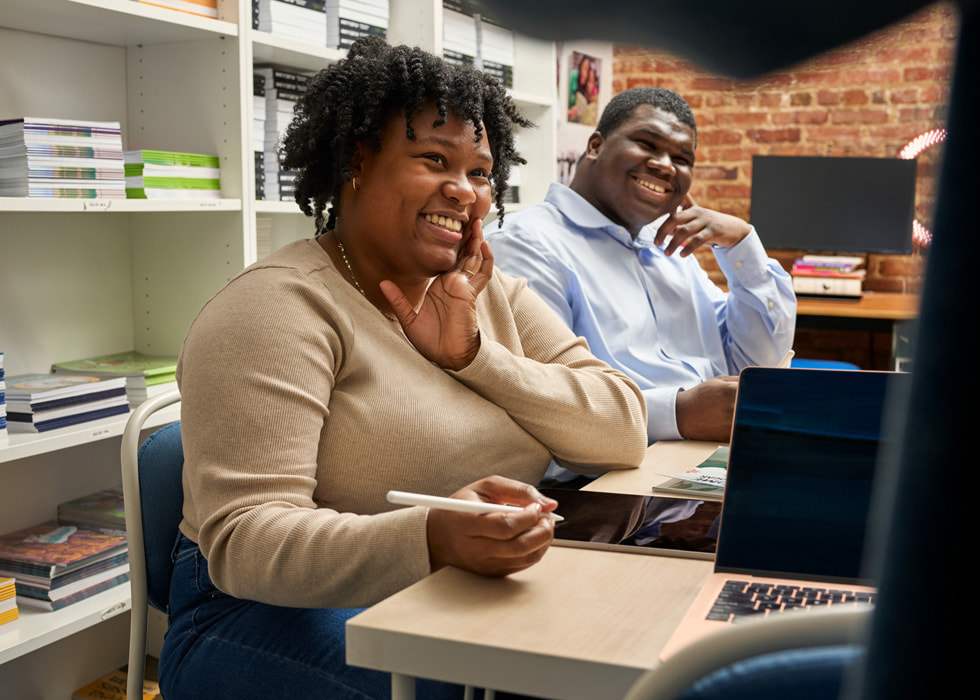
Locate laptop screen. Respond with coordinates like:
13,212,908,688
715,367,905,584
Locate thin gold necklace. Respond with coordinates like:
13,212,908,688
335,237,367,298
335,236,398,322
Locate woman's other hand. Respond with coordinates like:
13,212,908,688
380,219,494,371
426,475,558,577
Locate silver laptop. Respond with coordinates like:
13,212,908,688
660,366,905,659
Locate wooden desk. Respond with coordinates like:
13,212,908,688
796,291,919,329
583,440,723,497
346,546,711,700
346,441,718,699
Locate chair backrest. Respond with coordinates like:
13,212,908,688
120,388,182,700
137,420,185,611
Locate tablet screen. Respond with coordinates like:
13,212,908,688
540,487,720,560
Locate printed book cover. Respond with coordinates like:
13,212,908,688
58,487,126,531
0,522,127,579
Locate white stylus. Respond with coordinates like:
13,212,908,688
386,490,564,521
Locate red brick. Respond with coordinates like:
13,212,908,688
842,89,870,105
716,112,768,126
746,128,801,143
698,130,743,146
831,108,890,124
772,110,829,125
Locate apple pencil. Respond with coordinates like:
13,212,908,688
386,490,564,522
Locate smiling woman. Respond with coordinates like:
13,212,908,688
162,36,647,700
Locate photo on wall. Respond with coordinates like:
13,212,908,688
567,51,601,126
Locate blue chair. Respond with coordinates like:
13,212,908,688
621,608,869,700
120,389,182,700
790,359,861,370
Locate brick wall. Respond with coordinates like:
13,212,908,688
612,2,959,367
613,2,957,293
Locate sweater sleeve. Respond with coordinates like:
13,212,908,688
450,273,648,472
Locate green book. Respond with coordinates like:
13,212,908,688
51,351,178,382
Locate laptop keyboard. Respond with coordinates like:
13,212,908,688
708,579,875,622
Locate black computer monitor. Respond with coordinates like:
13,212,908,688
749,155,917,255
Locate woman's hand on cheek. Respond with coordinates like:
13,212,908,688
380,219,493,371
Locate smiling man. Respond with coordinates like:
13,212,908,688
485,87,796,481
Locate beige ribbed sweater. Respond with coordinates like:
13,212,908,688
176,239,646,608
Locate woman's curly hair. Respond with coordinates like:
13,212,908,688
279,35,533,232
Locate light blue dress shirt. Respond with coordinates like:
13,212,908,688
485,182,797,450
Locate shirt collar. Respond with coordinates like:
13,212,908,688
546,182,668,251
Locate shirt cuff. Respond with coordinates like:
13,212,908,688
645,386,683,442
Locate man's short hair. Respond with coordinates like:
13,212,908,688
596,87,697,146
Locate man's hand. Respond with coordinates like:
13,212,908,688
654,195,752,257
675,375,739,442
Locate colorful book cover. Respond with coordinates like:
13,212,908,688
0,522,127,579
58,488,126,532
16,571,130,611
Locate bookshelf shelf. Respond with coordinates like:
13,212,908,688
0,587,131,666
0,0,237,48
0,406,180,466
1,0,555,693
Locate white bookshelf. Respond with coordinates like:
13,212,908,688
0,0,555,694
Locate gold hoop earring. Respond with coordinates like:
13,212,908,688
351,176,359,192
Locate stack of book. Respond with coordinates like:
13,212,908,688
790,255,867,299
124,149,221,199
443,2,477,68
327,0,389,49
254,65,312,201
137,0,218,19
0,522,128,612
478,12,515,88
51,350,178,409
653,446,729,502
0,117,125,199
253,72,268,200
0,576,17,628
0,352,7,446
73,655,162,700
4,374,130,434
255,0,327,45
58,488,126,532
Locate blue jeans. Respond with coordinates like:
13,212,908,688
160,533,472,699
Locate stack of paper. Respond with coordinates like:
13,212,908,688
137,0,218,19
124,150,221,199
4,374,130,433
0,117,125,199
256,0,327,45
0,522,128,612
254,66,312,201
327,0,389,49
51,350,178,409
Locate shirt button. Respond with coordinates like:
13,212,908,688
735,261,744,268
767,300,775,310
